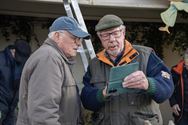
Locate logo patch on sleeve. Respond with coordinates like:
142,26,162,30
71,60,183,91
161,71,170,79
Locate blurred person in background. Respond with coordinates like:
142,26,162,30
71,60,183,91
0,39,31,125
169,48,188,125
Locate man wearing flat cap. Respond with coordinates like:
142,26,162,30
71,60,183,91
16,16,90,125
81,14,174,125
0,39,31,125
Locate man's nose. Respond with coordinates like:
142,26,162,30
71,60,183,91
77,39,82,46
109,34,116,42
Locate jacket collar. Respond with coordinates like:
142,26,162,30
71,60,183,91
97,40,139,66
43,38,75,65
173,60,184,75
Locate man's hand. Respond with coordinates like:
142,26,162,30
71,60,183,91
102,86,108,97
172,104,181,116
122,71,149,90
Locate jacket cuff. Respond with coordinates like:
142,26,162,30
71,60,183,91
147,77,156,95
96,89,106,102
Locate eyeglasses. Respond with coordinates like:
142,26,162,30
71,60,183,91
74,37,83,45
99,29,123,41
58,31,82,44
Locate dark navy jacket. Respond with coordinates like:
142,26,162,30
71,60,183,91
0,46,23,124
169,60,188,122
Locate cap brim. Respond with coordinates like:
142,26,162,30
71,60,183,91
69,29,90,40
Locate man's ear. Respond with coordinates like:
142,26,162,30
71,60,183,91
54,32,59,39
97,32,103,41
123,26,126,35
123,30,126,36
52,32,60,43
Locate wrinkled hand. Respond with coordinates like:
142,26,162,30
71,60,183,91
122,71,149,90
172,104,181,116
102,86,108,97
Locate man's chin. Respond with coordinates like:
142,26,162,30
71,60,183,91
108,50,120,56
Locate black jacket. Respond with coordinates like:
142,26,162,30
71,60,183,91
0,46,23,124
169,60,186,122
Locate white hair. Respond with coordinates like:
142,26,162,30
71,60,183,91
120,25,126,31
48,30,65,39
48,32,55,39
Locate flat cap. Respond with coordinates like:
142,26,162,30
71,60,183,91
95,14,123,31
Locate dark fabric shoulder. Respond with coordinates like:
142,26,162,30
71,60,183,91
0,51,5,65
0,48,12,66
89,57,100,66
132,45,153,74
133,45,153,55
91,56,99,62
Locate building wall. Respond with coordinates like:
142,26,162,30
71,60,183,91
0,23,181,125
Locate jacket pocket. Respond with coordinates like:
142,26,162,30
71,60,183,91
129,112,159,125
92,112,104,125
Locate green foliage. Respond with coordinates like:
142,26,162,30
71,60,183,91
0,15,33,41
86,20,188,58
0,15,53,46
126,22,188,58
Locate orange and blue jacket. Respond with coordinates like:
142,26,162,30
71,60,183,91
81,41,174,111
